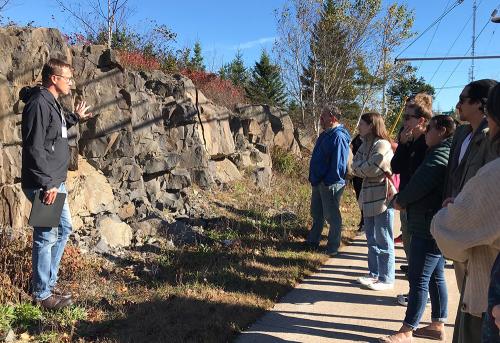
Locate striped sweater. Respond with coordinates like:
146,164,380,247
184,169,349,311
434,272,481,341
352,136,394,217
431,157,500,316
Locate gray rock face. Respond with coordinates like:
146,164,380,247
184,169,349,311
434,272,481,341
0,27,301,249
234,104,301,157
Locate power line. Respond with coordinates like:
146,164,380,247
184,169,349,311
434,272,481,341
395,0,465,59
417,0,453,70
429,13,472,83
437,2,493,96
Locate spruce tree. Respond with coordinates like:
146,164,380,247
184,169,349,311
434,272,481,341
190,41,205,71
245,50,287,108
229,50,248,86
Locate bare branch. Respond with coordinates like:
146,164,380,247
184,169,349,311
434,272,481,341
54,0,99,36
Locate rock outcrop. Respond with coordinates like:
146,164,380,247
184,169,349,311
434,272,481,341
0,27,301,250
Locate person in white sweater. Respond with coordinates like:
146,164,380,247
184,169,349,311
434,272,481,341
352,112,395,291
431,82,500,343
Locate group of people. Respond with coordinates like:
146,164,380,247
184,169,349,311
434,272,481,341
306,79,500,342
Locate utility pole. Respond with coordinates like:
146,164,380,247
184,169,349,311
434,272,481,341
470,0,477,81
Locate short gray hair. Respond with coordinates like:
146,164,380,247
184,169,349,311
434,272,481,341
323,105,342,119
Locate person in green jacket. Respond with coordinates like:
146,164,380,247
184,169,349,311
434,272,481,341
379,115,456,343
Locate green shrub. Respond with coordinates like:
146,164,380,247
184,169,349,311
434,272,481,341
46,306,87,329
271,148,301,176
13,302,43,330
0,304,15,333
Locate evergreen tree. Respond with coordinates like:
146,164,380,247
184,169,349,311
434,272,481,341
229,50,248,86
245,50,287,108
218,50,248,87
190,41,205,71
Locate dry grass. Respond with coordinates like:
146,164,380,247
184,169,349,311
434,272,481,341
1,152,361,342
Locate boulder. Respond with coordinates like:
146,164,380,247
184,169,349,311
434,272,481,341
97,215,133,248
164,168,191,191
210,159,242,184
66,157,116,221
251,167,273,188
234,104,301,157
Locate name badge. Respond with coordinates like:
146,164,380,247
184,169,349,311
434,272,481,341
62,126,67,138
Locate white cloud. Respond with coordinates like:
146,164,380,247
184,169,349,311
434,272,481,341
233,36,276,50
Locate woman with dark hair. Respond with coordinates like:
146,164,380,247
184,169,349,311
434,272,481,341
379,115,455,342
430,82,500,343
352,112,395,291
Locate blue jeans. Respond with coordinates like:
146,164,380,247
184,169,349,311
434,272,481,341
404,236,448,328
307,182,345,254
23,183,73,301
364,209,395,283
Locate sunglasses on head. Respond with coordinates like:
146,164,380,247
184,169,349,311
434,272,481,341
404,114,420,121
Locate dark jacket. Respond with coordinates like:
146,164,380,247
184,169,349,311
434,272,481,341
390,134,428,191
396,136,452,239
21,86,79,190
309,125,351,187
444,120,491,198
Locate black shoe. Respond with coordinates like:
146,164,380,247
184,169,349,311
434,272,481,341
400,264,408,273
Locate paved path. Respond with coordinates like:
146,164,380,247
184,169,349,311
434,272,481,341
237,228,459,342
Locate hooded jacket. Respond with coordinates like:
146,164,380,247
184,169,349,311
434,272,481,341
21,86,80,190
308,125,351,187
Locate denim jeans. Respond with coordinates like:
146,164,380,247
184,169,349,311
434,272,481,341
404,236,448,329
307,182,345,254
23,183,73,301
364,208,395,283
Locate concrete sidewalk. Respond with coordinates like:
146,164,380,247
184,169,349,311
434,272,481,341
237,234,459,342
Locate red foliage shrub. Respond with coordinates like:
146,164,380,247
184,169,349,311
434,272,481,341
117,50,161,72
62,33,93,46
180,69,247,110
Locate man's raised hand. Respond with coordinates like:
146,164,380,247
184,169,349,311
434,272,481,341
75,101,93,120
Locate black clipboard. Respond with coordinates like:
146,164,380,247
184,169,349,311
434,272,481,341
28,190,66,228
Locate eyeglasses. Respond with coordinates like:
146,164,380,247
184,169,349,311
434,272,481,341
404,114,420,121
53,74,74,84
458,95,470,104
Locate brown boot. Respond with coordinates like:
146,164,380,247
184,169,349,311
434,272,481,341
52,286,72,299
37,295,73,310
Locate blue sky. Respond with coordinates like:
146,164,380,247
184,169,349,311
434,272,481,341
3,0,500,111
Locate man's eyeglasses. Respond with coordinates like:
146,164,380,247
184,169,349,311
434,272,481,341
53,74,74,84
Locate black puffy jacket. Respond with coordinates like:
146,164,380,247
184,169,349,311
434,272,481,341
21,86,79,190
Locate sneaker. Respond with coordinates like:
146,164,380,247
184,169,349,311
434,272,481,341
394,234,403,244
367,281,394,291
357,275,378,286
397,293,431,307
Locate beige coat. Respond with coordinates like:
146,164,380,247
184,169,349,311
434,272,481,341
352,136,393,217
431,157,500,316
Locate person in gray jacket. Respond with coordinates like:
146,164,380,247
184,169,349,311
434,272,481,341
22,58,92,309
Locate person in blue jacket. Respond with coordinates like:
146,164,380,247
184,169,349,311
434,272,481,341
306,106,351,256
